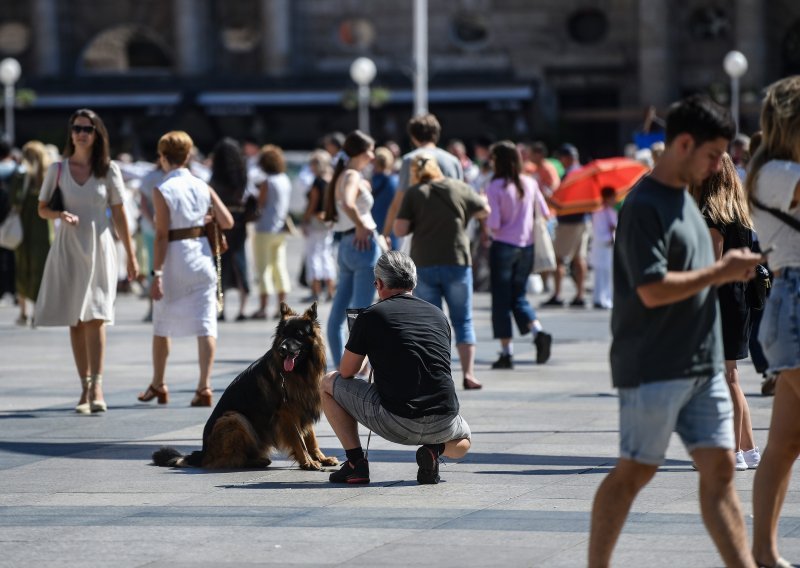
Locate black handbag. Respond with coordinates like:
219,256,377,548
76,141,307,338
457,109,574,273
746,264,771,311
48,162,64,212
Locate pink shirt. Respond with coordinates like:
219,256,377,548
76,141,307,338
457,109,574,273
486,175,549,247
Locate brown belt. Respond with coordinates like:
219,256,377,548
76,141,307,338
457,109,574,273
168,226,204,241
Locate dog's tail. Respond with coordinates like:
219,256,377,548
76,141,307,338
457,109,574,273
151,447,204,467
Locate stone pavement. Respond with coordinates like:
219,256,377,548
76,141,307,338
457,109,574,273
0,236,798,567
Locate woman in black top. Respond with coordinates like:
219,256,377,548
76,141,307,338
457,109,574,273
690,152,759,471
209,138,250,321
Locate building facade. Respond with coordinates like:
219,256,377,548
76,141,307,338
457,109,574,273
0,0,797,158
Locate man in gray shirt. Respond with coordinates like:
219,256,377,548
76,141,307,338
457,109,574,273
381,114,463,241
588,95,764,568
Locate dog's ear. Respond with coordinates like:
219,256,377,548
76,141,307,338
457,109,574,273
280,302,295,319
304,301,318,322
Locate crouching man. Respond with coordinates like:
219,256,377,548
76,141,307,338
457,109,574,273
321,250,471,485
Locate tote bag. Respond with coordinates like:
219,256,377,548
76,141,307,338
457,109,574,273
0,210,22,249
532,198,556,274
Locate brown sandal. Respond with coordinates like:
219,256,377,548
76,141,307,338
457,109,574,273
190,388,213,407
137,383,169,404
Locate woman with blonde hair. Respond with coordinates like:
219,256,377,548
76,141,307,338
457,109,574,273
301,149,336,302
394,153,490,389
137,131,233,407
11,141,52,325
36,108,139,413
690,153,759,472
747,75,800,568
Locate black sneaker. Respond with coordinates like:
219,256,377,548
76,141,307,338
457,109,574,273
569,297,586,308
491,353,513,369
541,296,564,307
416,445,441,485
328,458,370,484
534,331,552,364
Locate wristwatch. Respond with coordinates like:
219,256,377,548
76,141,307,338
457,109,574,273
150,270,163,278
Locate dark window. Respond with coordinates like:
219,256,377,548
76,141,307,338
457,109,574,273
567,8,609,45
782,20,800,75
688,6,730,41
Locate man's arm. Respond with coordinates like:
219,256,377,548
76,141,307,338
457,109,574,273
339,348,367,378
637,248,763,308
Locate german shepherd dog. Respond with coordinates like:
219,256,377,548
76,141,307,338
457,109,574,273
152,302,339,470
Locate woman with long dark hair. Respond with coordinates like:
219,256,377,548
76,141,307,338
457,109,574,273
323,130,382,368
209,137,250,321
35,108,139,413
485,140,552,369
690,153,759,472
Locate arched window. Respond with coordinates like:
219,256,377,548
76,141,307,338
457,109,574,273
79,25,173,73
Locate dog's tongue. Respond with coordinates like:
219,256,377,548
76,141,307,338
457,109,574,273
283,355,297,372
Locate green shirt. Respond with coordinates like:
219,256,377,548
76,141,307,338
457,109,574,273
610,176,723,388
397,178,485,267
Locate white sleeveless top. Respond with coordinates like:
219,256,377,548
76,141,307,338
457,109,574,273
331,171,376,232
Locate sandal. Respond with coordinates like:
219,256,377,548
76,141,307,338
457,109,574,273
190,388,213,407
76,376,91,414
90,375,107,413
137,383,169,404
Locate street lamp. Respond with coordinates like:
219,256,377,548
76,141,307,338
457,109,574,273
0,58,21,145
349,56,376,134
723,50,748,134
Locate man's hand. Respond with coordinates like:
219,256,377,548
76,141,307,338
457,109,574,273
715,248,763,285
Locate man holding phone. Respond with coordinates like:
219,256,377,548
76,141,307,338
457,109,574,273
320,251,472,485
588,95,765,567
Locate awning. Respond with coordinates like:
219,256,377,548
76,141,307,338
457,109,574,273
197,84,534,107
29,92,183,109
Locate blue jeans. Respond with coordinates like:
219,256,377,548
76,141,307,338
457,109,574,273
758,267,800,374
490,240,537,338
327,232,381,368
413,265,476,344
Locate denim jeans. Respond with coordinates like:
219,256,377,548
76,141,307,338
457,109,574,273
327,232,381,368
489,240,537,338
413,264,476,344
758,267,800,374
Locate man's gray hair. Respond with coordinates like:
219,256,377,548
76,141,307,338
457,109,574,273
374,250,417,290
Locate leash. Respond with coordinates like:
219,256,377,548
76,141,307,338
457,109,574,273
280,371,311,459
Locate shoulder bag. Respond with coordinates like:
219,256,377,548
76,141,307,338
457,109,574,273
48,162,64,212
532,196,556,274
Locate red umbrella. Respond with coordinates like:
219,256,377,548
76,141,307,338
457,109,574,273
549,157,649,215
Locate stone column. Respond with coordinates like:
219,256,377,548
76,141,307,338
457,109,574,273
735,0,766,90
174,0,208,75
33,0,60,76
637,0,673,109
260,0,290,76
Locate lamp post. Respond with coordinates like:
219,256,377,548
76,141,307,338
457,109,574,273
350,57,376,134
723,50,748,134
413,0,428,116
0,58,21,145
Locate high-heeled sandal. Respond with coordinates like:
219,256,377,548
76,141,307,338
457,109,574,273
90,375,107,413
137,383,169,404
76,376,91,414
190,388,213,407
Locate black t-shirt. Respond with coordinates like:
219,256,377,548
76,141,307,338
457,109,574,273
610,176,723,388
345,294,459,418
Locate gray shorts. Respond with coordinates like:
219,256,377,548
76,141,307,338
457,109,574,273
618,372,734,465
332,374,471,445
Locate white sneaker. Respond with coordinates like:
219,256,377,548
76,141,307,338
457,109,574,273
734,450,748,471
743,447,761,469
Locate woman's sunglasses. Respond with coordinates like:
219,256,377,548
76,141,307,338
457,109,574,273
71,124,96,134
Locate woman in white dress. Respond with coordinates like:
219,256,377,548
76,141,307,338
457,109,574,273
137,131,233,407
35,108,139,414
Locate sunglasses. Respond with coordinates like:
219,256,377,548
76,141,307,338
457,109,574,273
71,124,96,134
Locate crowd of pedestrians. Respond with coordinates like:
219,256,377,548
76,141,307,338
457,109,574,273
0,80,799,564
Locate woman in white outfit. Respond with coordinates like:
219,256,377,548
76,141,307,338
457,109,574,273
35,108,139,414
137,131,233,407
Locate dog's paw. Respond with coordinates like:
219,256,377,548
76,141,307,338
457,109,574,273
299,460,323,471
319,456,339,466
